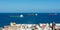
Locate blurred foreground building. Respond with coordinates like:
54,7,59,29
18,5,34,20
1,22,60,30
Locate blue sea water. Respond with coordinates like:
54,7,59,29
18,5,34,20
0,13,60,27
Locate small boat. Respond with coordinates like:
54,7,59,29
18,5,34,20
20,14,24,18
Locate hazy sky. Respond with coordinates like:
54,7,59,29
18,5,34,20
0,0,60,13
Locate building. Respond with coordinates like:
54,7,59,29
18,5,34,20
2,22,60,30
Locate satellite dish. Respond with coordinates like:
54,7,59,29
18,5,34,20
20,14,24,18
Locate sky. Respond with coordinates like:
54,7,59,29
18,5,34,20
0,0,60,13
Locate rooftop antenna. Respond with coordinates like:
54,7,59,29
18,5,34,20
52,22,56,30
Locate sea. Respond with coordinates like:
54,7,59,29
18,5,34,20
0,13,60,27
